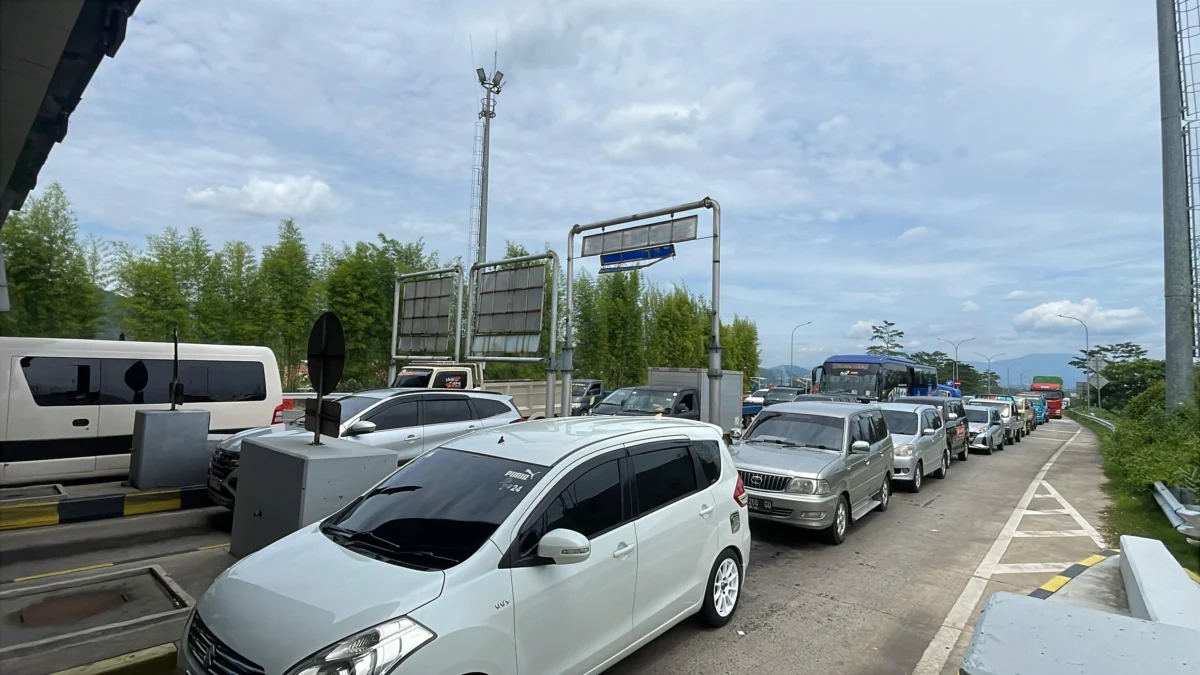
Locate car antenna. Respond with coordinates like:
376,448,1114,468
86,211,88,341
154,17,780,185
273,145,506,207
497,436,505,444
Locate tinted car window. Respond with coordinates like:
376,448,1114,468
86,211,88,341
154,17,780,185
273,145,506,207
20,357,99,406
853,416,872,443
472,398,513,419
433,371,469,389
965,408,990,424
632,446,699,514
98,358,266,405
881,410,918,435
366,400,418,431
323,448,547,570
691,440,723,485
869,411,888,442
747,412,844,451
424,398,473,425
543,460,622,539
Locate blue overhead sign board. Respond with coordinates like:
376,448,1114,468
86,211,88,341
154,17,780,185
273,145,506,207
600,245,675,266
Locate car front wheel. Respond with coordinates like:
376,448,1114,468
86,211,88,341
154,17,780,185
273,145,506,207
934,449,950,479
700,549,742,627
823,496,849,545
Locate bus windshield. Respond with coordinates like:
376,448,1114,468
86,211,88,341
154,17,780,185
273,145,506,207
822,362,877,396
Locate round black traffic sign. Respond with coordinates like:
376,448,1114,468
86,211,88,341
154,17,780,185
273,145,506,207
307,312,345,396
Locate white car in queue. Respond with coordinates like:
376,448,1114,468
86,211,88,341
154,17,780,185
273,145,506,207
878,402,950,493
179,417,751,675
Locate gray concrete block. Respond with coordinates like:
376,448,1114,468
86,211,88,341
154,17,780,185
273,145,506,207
961,592,1199,675
128,409,212,489
230,435,396,558
1120,534,1200,630
1048,556,1129,616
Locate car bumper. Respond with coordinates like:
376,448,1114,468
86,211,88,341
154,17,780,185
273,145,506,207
207,486,234,511
892,455,918,480
744,489,840,530
968,434,992,449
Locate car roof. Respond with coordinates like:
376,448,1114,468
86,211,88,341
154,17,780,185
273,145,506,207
877,402,933,413
965,403,998,411
341,388,509,401
619,384,680,392
764,400,868,418
444,416,718,466
893,396,952,406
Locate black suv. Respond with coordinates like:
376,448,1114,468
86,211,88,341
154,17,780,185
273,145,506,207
892,396,970,461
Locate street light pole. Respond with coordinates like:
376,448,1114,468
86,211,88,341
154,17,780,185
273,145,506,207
789,321,812,388
1057,314,1091,411
936,337,976,383
1019,369,1030,390
975,352,1005,395
1003,362,1022,392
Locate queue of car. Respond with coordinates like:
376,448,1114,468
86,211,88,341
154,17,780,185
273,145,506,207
188,372,1053,674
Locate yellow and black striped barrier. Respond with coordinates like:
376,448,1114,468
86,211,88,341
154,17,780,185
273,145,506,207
2,541,229,584
0,486,211,531
1028,548,1120,599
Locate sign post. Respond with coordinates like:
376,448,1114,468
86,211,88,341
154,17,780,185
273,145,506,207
306,312,345,446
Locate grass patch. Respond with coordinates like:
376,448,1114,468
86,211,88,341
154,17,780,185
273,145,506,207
1069,410,1200,573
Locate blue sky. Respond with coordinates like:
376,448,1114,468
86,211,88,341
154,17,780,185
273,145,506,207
37,0,1166,367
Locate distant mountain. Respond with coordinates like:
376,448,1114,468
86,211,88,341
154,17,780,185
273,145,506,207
757,364,811,386
961,353,1086,388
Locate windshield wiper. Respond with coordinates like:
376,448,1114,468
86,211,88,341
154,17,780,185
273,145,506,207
323,526,460,568
750,438,803,448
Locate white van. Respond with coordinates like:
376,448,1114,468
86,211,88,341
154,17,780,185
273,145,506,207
0,337,283,485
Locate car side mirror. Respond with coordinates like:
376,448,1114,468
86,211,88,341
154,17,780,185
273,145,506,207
922,428,936,436
851,440,871,454
346,420,377,436
730,428,742,439
947,413,958,420
538,528,591,565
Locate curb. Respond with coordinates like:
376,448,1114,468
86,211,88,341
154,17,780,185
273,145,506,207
0,486,211,531
49,643,176,675
1028,548,1120,599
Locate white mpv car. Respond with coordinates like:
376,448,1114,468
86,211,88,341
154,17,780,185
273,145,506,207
179,417,751,675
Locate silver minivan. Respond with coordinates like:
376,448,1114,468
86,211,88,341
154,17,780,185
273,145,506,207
970,399,1020,446
730,401,894,545
878,402,949,492
965,404,1005,454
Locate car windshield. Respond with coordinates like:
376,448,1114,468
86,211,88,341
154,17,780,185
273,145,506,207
322,448,548,571
1039,391,1063,401
882,410,919,435
571,382,590,396
764,388,800,404
392,368,432,387
745,412,844,451
966,408,991,424
975,401,1011,416
622,389,676,413
600,388,632,405
750,390,769,398
822,362,877,396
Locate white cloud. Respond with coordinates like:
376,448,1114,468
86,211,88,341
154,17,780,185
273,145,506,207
908,339,923,347
899,226,936,242
1006,290,1048,301
1012,298,1151,332
962,300,980,313
846,320,876,339
186,175,335,216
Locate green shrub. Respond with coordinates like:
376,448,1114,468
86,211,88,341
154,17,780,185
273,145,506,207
1123,380,1166,421
1103,403,1200,489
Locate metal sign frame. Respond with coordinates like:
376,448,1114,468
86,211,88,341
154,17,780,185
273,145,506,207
465,251,561,418
562,198,722,421
389,265,465,370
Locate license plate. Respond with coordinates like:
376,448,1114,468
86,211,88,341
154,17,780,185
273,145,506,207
207,477,221,492
747,497,773,511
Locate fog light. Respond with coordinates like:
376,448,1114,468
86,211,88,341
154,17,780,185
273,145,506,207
801,511,825,519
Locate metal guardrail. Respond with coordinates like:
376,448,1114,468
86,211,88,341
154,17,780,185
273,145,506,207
1152,481,1200,543
1072,411,1116,430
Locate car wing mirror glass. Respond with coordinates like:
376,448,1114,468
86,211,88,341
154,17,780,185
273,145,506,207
538,528,591,565
851,440,871,454
947,413,958,419
922,428,936,436
730,428,742,439
347,420,376,436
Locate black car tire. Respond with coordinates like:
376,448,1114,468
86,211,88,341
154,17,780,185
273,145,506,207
909,463,923,493
823,496,849,545
934,449,950,479
699,548,743,627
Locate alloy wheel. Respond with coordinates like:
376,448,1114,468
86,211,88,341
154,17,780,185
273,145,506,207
713,558,740,617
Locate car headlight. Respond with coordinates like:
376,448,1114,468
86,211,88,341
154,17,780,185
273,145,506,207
973,427,987,434
285,617,435,675
894,443,915,457
571,402,582,409
786,478,832,495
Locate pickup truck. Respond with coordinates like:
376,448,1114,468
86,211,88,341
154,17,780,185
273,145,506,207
570,379,606,415
590,368,745,436
391,362,562,419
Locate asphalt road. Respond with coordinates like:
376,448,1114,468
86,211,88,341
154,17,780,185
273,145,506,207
0,419,1107,675
608,418,1107,675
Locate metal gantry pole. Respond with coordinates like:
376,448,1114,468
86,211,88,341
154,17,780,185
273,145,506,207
478,87,494,263
1158,0,1198,409
790,322,811,387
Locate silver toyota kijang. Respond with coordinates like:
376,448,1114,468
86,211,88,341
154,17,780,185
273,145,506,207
730,401,894,545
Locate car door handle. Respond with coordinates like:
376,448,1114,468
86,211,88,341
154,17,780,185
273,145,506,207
404,435,419,442
699,504,714,518
613,543,636,558
467,424,477,429
72,418,89,427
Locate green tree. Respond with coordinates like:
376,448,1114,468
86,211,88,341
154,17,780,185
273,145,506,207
571,271,608,380
909,350,954,381
721,315,760,391
599,271,645,388
643,283,707,371
865,320,904,356
1098,358,1166,411
260,219,315,389
0,183,103,338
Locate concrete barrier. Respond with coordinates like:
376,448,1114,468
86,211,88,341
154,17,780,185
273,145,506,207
49,644,176,675
0,486,211,531
1119,534,1200,630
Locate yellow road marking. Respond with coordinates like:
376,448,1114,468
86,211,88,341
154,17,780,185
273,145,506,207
1039,575,1072,593
1077,553,1108,567
13,562,113,583
196,542,230,551
1187,569,1200,585
0,502,60,530
123,489,181,516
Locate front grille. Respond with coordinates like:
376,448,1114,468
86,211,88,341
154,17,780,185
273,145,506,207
209,450,239,481
187,614,264,675
738,470,791,492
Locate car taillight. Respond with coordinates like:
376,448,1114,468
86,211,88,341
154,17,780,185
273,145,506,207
272,404,285,425
510,417,527,424
734,475,748,507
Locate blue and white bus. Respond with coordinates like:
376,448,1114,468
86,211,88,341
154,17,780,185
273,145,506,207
811,355,937,402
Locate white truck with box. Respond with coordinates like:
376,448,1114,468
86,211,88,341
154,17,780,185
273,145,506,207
646,367,745,436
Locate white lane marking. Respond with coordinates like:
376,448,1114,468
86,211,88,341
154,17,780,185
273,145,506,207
992,562,1080,574
911,428,1082,675
1012,529,1092,538
1030,494,1057,499
1038,480,1106,548
1022,508,1069,515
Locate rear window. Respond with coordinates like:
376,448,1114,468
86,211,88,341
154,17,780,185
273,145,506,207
323,448,547,570
392,368,432,387
472,398,513,418
966,408,991,424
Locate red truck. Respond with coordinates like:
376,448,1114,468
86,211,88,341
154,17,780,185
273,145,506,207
1030,376,1064,419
